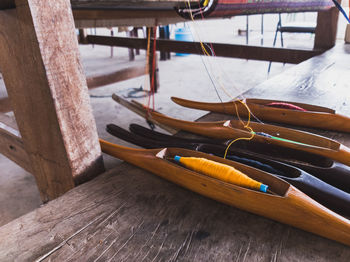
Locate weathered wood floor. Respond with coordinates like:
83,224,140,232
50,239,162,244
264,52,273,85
0,45,350,261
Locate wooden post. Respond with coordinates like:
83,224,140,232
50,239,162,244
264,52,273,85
148,27,160,93
345,24,350,43
78,28,88,44
314,3,340,49
0,0,104,202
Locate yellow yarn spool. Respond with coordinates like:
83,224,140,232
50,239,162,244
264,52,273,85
174,156,268,192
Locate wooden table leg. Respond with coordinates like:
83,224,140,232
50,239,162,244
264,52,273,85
0,0,105,202
314,3,340,49
148,27,160,93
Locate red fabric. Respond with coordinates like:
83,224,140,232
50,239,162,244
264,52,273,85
266,102,307,112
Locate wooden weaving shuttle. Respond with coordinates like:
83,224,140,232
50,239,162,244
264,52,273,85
148,111,350,167
128,124,350,193
111,93,178,134
171,97,350,133
107,124,350,216
100,139,350,247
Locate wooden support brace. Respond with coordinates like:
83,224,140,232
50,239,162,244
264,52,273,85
0,114,31,173
0,0,104,202
86,66,146,89
0,0,15,10
86,35,325,64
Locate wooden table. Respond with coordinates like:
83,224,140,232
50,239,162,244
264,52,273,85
1,44,350,261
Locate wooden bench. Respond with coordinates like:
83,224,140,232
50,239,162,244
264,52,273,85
0,0,197,202
0,0,342,205
1,43,349,261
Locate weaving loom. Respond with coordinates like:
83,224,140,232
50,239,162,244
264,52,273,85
179,0,334,18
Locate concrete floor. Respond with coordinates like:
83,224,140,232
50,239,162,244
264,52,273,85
0,13,347,227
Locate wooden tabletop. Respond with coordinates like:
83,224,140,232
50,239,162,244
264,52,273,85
1,45,350,261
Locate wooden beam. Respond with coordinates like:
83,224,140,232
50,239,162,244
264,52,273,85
87,65,146,89
0,114,31,173
73,9,185,28
0,66,147,106
0,0,15,10
0,1,104,202
73,9,181,20
86,35,325,64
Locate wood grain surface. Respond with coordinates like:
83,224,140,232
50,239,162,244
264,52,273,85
245,45,350,120
0,163,349,262
0,44,350,261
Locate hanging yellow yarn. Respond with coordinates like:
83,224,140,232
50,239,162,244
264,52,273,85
174,156,268,192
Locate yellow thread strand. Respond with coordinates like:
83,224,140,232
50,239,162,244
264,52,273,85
223,100,255,159
186,0,211,56
186,0,255,155
223,130,255,159
235,99,253,128
186,0,253,119
177,156,266,191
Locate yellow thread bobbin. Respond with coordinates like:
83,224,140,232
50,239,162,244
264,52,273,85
174,156,268,192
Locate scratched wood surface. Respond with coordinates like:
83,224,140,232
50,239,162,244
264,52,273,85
1,45,350,261
244,44,350,142
0,163,349,262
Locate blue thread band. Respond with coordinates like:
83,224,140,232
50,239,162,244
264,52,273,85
260,184,268,193
332,0,350,23
174,155,181,162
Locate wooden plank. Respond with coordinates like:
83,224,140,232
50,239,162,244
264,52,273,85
243,44,350,143
0,116,31,173
86,35,325,64
0,0,15,10
86,65,146,89
0,162,349,261
73,9,185,28
314,5,340,49
0,1,104,202
244,44,350,114
73,9,182,20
